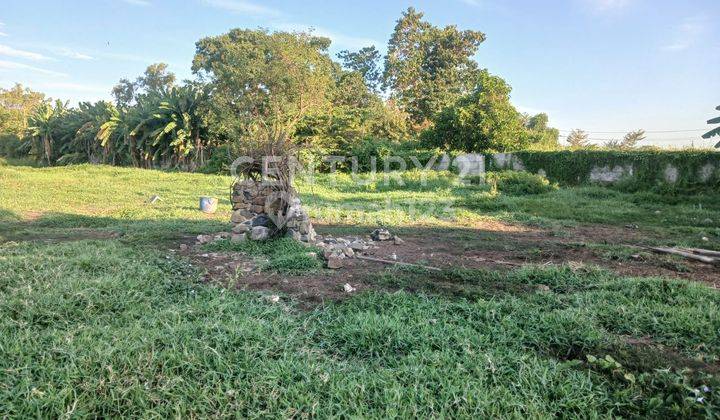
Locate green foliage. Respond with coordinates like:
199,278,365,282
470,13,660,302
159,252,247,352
703,105,720,148
505,150,720,192
193,29,335,148
423,70,528,152
337,46,383,93
206,237,322,274
486,170,559,195
0,84,45,138
566,129,590,149
384,7,486,125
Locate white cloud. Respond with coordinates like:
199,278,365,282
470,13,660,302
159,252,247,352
0,44,49,61
0,32,7,37
273,23,381,51
585,0,632,12
121,0,151,5
52,47,94,60
662,16,706,52
459,0,482,5
0,60,67,77
201,0,281,17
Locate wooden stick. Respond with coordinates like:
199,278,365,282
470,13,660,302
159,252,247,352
647,247,718,265
680,248,720,258
356,255,442,271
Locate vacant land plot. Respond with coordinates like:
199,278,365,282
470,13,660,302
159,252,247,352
1,161,719,417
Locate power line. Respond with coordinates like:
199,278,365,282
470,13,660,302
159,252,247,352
557,128,707,134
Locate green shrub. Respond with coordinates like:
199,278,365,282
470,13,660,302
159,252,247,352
486,171,558,195
0,134,23,158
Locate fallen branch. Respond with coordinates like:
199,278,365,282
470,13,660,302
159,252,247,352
356,255,442,271
680,247,720,258
646,247,718,265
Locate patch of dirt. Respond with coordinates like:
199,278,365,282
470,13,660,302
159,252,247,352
179,221,719,307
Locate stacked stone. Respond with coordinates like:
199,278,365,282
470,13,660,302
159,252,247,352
230,179,316,243
283,197,317,243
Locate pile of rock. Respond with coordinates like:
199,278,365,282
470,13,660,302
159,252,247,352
316,236,372,268
230,179,316,243
316,229,404,268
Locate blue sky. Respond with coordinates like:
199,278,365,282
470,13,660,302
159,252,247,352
1,0,718,147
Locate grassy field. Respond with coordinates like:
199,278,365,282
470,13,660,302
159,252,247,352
1,160,719,417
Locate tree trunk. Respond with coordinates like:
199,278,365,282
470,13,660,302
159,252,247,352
43,135,53,166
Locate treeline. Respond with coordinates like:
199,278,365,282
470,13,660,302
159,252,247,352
2,8,577,171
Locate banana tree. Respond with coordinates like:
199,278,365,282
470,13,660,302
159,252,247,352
702,105,720,148
26,100,66,165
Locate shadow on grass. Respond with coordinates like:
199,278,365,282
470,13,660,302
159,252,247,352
0,209,230,245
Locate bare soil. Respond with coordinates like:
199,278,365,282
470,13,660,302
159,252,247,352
184,220,719,306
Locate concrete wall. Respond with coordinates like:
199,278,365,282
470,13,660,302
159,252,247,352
447,152,720,186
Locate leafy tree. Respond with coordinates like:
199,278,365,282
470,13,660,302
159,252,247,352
566,129,590,148
337,46,382,93
0,84,45,137
620,129,645,149
138,63,176,93
524,113,560,150
111,63,176,107
702,105,720,148
423,70,526,152
111,78,136,108
193,29,335,150
384,7,485,126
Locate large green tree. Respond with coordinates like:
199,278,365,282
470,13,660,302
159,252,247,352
337,46,382,93
0,84,45,137
384,7,485,126
193,29,335,149
424,70,527,152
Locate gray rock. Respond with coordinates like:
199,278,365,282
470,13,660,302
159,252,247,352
327,256,344,269
250,226,270,241
343,247,355,257
252,215,272,227
231,233,247,243
393,236,404,245
232,223,250,234
371,228,392,241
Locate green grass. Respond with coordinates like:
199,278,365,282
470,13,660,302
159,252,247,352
1,162,719,417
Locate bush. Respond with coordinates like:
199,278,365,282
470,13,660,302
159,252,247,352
486,171,558,195
0,134,23,158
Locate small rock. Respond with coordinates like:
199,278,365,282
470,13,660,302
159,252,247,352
654,210,661,214
702,218,713,225
393,235,404,245
343,283,355,293
349,241,366,251
536,284,551,292
232,223,250,234
179,244,188,252
624,224,639,229
702,236,710,242
390,253,397,260
231,233,247,243
327,256,344,269
250,226,270,241
252,215,272,227
267,295,280,303
343,247,355,258
371,228,393,241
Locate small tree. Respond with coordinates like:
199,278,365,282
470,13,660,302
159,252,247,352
702,105,720,148
566,129,589,149
620,129,645,149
